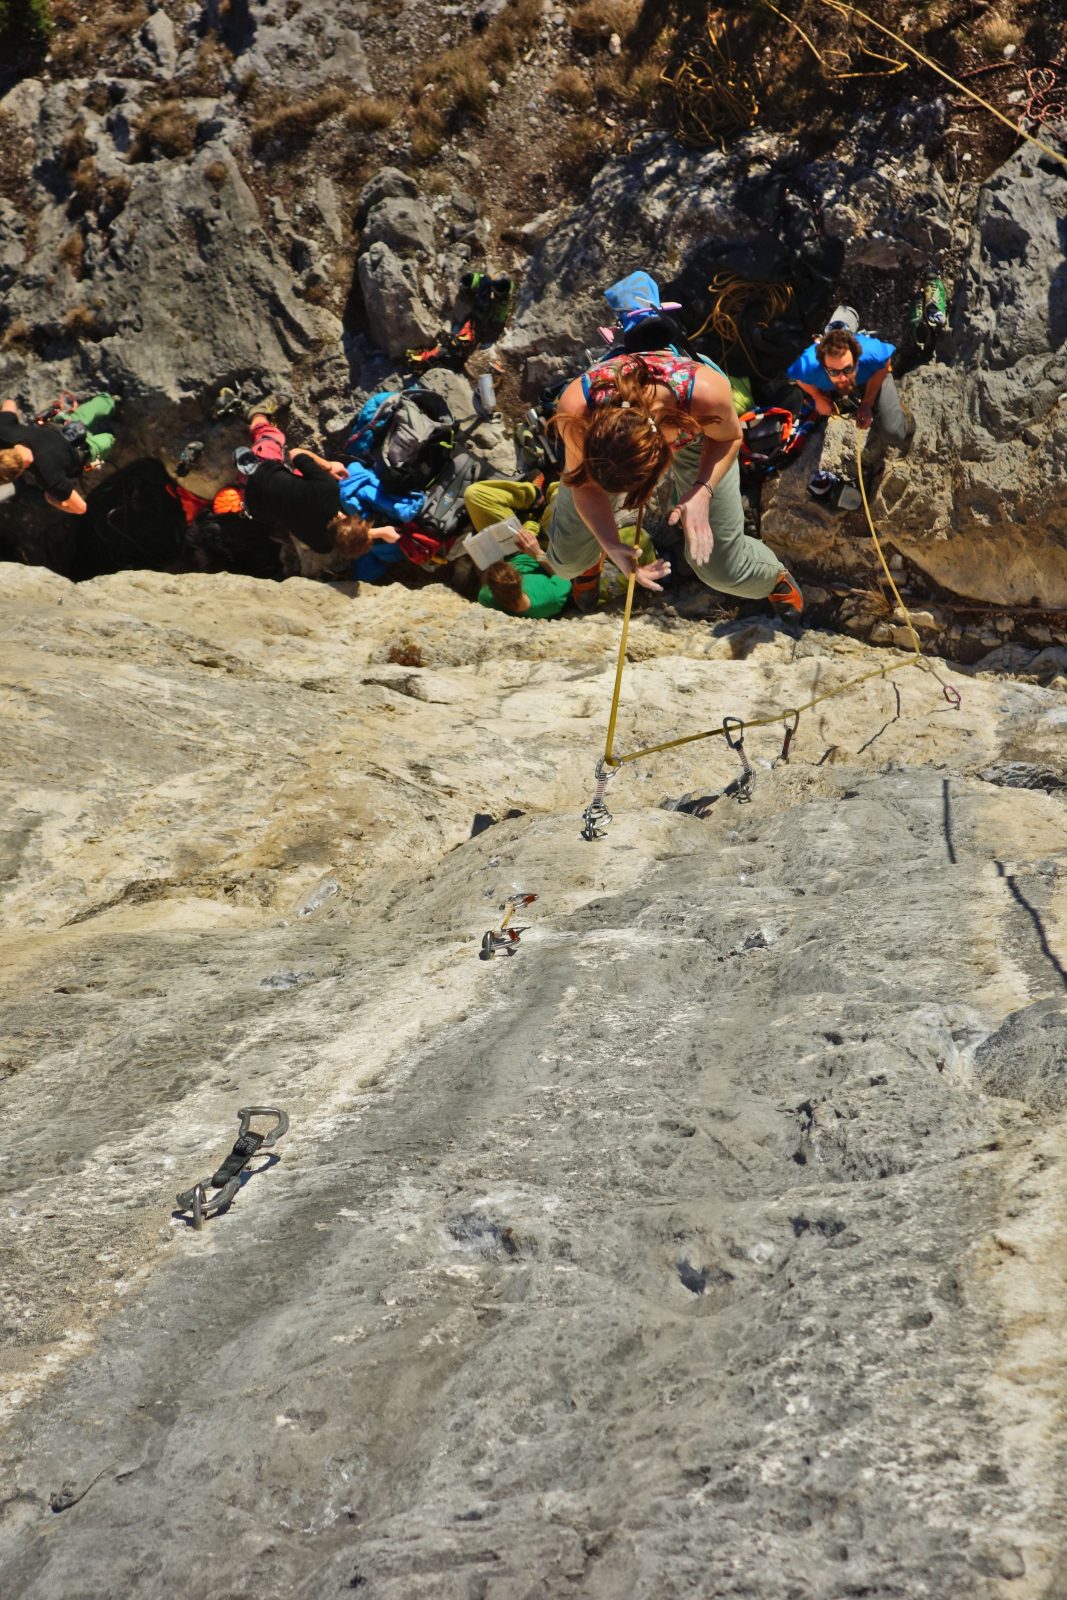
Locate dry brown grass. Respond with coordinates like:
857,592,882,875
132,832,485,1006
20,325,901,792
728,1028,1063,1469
250,87,346,151
68,155,99,213
59,119,91,171
345,95,401,131
386,639,426,667
408,0,543,157
556,115,605,179
48,0,148,73
97,172,130,226
178,34,235,96
569,0,639,51
62,304,103,337
57,227,85,278
975,10,1020,54
130,101,198,161
203,159,229,189
0,318,32,352
552,65,594,107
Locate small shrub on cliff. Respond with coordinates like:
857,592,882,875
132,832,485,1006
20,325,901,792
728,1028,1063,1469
345,95,401,132
569,0,638,51
58,226,86,278
250,88,346,151
130,100,198,161
0,0,53,45
63,304,103,337
975,11,1019,55
552,65,593,107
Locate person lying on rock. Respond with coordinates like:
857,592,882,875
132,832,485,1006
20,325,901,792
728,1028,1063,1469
787,326,911,446
464,476,572,619
242,399,400,569
0,394,117,515
544,350,803,618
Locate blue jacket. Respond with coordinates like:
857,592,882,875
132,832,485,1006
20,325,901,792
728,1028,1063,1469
338,460,425,524
787,334,896,394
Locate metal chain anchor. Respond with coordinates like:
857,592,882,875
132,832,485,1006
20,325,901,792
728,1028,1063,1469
175,1106,289,1229
723,717,755,802
580,757,618,841
480,892,537,959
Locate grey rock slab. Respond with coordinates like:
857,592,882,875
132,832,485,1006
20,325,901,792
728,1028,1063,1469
358,240,439,357
2,571,1067,1598
974,1000,1067,1111
362,195,438,260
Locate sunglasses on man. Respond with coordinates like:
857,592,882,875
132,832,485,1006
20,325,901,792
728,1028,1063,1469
822,359,856,376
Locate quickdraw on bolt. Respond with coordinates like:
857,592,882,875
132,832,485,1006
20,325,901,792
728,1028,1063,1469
778,708,800,765
722,716,754,803
175,1106,289,1229
942,684,961,711
580,757,618,842
480,893,537,959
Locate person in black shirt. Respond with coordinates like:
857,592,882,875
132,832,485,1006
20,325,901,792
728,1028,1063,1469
0,399,93,513
243,407,399,562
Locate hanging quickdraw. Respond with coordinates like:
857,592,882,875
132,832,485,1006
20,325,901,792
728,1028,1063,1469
777,708,800,765
723,717,755,802
175,1106,289,1229
480,893,537,959
580,757,618,841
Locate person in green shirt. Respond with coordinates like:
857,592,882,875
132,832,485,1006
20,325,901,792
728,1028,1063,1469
465,477,572,619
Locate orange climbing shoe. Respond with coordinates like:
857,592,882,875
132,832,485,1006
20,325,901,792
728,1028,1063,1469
571,552,605,612
768,570,804,618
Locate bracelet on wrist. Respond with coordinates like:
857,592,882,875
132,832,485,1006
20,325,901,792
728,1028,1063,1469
693,480,713,495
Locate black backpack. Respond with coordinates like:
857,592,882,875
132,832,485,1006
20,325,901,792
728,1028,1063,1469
186,510,285,579
77,457,188,579
415,452,484,542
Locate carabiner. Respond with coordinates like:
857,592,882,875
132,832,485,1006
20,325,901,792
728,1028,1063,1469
778,709,800,765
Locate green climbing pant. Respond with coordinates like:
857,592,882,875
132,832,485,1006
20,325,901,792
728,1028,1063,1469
59,393,117,462
544,439,784,599
464,476,544,535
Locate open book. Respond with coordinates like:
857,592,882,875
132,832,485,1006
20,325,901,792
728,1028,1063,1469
462,514,521,571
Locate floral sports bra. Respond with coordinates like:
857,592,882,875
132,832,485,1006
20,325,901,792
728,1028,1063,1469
580,350,702,450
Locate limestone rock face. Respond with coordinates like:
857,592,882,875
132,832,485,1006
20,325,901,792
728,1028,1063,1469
1,567,1067,1598
0,83,339,465
875,146,1067,605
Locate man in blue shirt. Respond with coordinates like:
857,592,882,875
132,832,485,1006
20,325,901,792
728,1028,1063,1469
787,328,911,446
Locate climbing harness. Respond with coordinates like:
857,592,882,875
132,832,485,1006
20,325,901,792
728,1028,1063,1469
175,1106,289,1229
35,392,79,425
579,434,961,838
723,717,755,802
480,893,537,959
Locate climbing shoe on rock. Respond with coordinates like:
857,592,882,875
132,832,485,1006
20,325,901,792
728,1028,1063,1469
245,391,290,423
768,570,804,618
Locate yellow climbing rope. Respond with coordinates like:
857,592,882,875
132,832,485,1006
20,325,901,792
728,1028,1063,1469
662,13,760,148
598,430,942,777
810,0,1067,170
688,274,795,381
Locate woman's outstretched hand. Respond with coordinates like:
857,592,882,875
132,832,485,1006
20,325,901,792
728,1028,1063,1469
633,554,672,593
668,486,714,567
